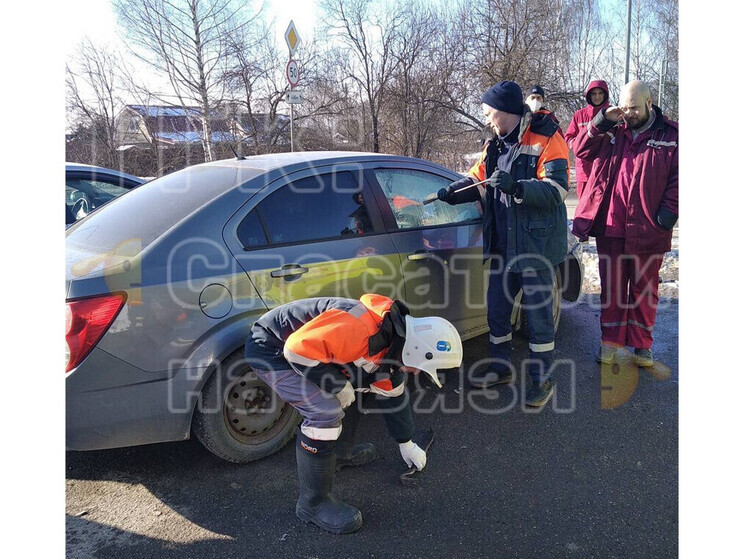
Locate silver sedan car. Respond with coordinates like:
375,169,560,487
66,152,583,462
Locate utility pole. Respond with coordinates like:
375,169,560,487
624,0,632,83
658,57,667,109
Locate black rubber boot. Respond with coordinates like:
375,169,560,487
295,431,363,534
336,403,377,470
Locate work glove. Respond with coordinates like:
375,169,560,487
436,176,474,205
488,169,517,195
592,108,619,132
335,381,356,409
655,206,678,231
399,440,427,471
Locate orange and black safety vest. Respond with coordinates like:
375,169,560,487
452,108,570,271
246,294,407,397
245,294,414,441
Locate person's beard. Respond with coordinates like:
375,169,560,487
629,105,651,130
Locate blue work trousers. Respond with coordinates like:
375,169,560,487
487,258,556,383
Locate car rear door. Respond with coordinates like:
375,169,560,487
365,163,488,338
222,164,405,309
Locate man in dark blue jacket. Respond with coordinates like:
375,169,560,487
431,80,570,408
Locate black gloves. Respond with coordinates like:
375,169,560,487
437,176,473,205
488,169,518,196
655,206,678,230
593,108,618,133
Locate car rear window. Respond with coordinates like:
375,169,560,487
241,171,374,247
66,165,261,256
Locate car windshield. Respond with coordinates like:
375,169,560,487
66,165,261,257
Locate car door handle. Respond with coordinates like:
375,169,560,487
270,265,309,278
407,251,448,266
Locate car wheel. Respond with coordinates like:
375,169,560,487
511,267,562,335
192,349,300,463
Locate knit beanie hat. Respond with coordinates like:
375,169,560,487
481,81,524,115
530,85,545,98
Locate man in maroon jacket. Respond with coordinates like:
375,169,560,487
565,80,610,199
571,80,678,367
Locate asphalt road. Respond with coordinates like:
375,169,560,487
66,294,678,558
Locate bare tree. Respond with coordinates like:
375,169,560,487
643,0,678,118
114,0,262,161
222,22,291,154
420,2,485,136
66,0,677,173
385,1,435,157
319,0,406,152
66,39,132,168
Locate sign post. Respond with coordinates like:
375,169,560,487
284,21,301,152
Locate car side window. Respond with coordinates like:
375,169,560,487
90,179,132,198
246,171,373,247
372,168,482,230
236,210,268,249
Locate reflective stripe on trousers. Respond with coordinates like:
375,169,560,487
596,236,664,349
487,257,556,381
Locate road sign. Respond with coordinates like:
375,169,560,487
286,60,300,87
284,21,301,57
286,90,303,104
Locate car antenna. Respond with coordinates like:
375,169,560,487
229,144,245,160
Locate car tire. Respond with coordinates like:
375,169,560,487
192,349,300,464
511,267,562,336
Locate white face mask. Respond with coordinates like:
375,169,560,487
527,98,542,112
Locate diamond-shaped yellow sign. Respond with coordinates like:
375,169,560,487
284,21,301,57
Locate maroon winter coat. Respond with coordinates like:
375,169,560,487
565,80,610,183
571,105,678,254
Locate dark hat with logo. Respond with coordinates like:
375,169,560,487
481,80,524,115
530,85,545,98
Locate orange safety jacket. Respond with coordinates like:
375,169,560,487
283,294,401,392
245,294,414,441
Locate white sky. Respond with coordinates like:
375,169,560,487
65,0,319,64
65,0,320,113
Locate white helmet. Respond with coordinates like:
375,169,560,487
401,315,463,388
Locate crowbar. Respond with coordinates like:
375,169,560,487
423,177,490,205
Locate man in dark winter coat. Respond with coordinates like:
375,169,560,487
565,80,610,199
429,80,570,408
572,80,678,366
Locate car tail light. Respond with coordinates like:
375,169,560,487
65,292,127,373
